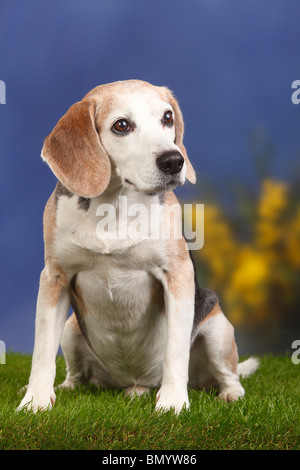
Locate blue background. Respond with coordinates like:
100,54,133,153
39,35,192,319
1,0,300,353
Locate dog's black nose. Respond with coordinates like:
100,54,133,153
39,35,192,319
156,151,184,175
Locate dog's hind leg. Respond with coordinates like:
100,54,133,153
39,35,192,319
189,304,245,402
60,313,109,389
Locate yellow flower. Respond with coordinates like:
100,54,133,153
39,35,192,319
257,179,288,221
198,204,236,255
223,246,270,325
255,179,288,252
193,180,300,328
230,247,269,300
286,207,300,268
255,220,285,249
196,203,237,286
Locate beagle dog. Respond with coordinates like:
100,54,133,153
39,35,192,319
19,80,258,413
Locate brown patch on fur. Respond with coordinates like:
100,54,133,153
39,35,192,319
39,262,69,308
43,190,57,260
225,338,239,374
163,191,194,299
42,99,111,198
39,192,69,307
165,256,194,300
199,302,221,326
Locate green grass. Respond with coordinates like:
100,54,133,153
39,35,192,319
0,353,299,450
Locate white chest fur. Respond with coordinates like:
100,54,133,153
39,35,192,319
75,259,167,387
55,189,168,387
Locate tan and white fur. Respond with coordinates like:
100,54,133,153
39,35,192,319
18,80,258,413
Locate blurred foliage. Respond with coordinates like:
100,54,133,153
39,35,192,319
192,129,300,330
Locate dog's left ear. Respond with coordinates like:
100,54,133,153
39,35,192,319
41,99,111,198
163,88,196,184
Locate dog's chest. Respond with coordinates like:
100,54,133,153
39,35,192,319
74,256,167,386
55,193,168,386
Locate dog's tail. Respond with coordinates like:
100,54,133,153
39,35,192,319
237,357,260,378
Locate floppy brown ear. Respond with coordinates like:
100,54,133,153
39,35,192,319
164,88,196,184
41,99,111,198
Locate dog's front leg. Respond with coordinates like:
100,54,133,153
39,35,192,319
18,266,70,412
155,256,195,414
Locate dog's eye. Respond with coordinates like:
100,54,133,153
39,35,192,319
112,119,130,134
163,110,174,126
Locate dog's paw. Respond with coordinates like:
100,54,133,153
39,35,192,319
218,384,245,403
18,384,28,394
155,387,189,414
55,379,76,391
17,388,56,412
125,385,149,398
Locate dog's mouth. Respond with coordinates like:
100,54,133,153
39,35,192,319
124,178,139,192
125,178,136,187
124,178,182,196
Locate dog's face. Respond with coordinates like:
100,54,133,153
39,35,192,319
42,80,196,198
99,86,185,194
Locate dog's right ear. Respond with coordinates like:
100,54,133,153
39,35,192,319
41,99,111,198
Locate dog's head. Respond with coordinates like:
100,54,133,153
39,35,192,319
42,80,196,198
